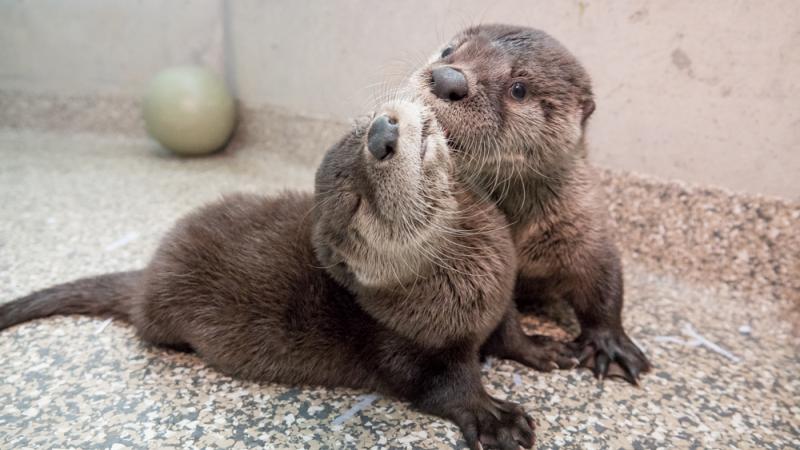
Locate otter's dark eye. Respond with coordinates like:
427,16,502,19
510,82,527,100
441,47,453,58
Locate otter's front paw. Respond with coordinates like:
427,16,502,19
570,328,651,385
481,313,579,373
515,334,580,372
452,396,535,450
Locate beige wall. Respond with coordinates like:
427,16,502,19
2,1,798,199
0,0,228,95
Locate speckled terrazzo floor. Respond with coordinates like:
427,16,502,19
1,104,799,449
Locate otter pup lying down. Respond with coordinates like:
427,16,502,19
1,100,535,449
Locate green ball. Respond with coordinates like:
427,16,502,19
143,66,236,156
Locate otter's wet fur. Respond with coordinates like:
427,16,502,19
1,101,535,449
412,24,651,383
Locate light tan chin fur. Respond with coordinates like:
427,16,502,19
348,100,454,287
345,227,441,287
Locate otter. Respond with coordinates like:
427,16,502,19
410,24,651,384
1,100,535,449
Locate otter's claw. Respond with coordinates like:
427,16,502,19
571,328,651,385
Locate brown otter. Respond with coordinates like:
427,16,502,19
410,24,651,384
1,100,534,449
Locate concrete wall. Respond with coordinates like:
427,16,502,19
1,1,798,199
0,0,227,95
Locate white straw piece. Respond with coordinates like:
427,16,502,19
681,322,741,363
94,318,113,335
331,394,379,426
105,231,139,252
653,322,741,363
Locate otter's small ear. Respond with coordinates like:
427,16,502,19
581,99,596,126
350,115,373,136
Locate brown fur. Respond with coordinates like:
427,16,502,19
0,100,534,449
411,24,651,383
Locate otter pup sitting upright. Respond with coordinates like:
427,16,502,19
411,24,651,384
1,100,534,449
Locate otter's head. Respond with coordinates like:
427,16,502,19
410,24,595,181
313,100,453,289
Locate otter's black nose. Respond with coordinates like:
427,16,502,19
367,115,399,160
431,66,468,101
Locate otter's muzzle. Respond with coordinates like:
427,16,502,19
367,115,399,161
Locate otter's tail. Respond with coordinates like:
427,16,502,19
0,270,141,331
